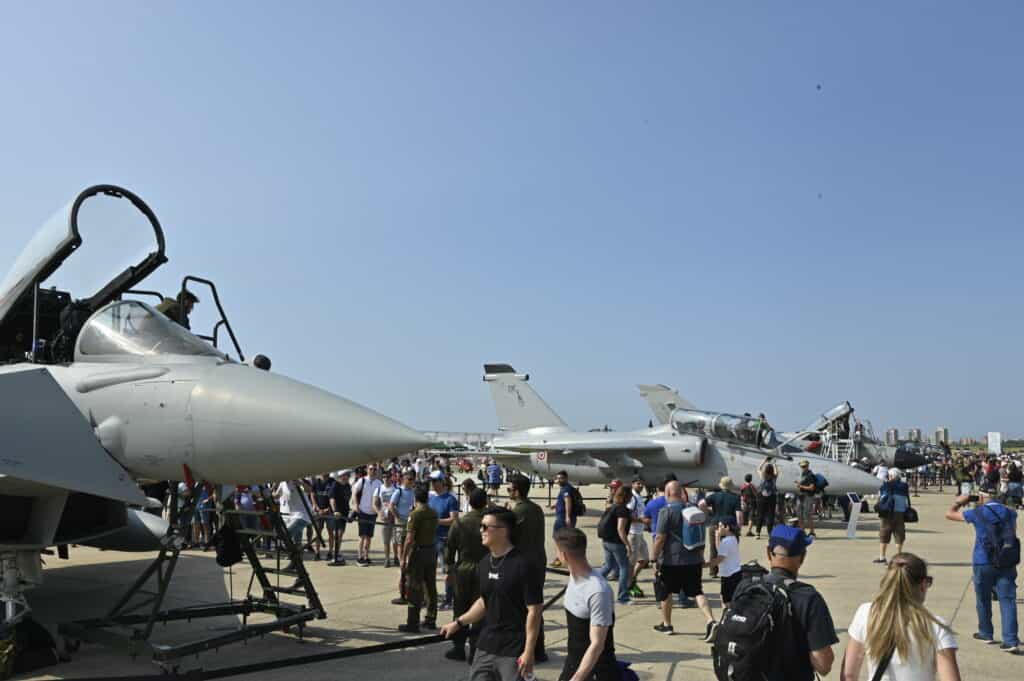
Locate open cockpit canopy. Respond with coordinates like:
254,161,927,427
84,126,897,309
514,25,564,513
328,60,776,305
0,185,167,363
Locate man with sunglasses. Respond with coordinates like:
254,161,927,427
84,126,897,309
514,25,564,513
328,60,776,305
441,508,543,681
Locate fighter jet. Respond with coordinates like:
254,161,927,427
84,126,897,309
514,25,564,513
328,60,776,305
481,364,878,495
639,385,926,469
0,185,429,621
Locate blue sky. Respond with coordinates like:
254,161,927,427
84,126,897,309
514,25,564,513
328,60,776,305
1,3,1021,439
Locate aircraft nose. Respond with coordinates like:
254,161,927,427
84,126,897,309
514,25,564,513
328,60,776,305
894,449,927,469
189,364,430,482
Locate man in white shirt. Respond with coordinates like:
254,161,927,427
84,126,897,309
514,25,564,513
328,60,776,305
626,477,650,598
274,480,313,570
352,464,383,566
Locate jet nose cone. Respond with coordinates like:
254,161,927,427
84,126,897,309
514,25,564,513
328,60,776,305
190,365,429,482
894,449,927,470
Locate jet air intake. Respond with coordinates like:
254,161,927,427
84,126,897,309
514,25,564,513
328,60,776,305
660,434,705,467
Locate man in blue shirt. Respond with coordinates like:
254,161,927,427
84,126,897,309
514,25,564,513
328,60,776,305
486,460,503,499
548,470,578,568
946,493,1020,654
429,471,460,609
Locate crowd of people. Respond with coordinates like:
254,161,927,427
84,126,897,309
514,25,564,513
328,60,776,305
144,449,1020,680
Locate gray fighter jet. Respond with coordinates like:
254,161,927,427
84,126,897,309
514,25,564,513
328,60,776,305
0,185,429,622
482,364,878,494
639,385,925,469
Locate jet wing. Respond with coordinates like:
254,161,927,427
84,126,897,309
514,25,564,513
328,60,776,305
497,439,665,454
0,368,146,505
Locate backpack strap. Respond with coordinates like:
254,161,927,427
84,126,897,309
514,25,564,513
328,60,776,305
871,646,895,681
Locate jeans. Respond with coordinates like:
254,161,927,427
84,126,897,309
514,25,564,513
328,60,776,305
286,516,309,544
599,541,631,602
436,537,452,603
973,564,1019,646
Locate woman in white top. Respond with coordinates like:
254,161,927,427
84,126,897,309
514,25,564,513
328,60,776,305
841,552,961,681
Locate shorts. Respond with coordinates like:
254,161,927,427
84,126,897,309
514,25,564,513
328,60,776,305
656,564,703,600
721,572,743,604
797,495,815,522
880,512,906,544
628,533,649,563
381,518,395,545
393,521,408,547
357,512,376,538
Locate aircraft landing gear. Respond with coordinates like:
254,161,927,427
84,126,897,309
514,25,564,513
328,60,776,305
0,552,34,629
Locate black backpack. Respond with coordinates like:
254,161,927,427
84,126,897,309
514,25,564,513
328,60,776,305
712,563,793,681
213,524,243,567
569,485,587,517
980,504,1021,569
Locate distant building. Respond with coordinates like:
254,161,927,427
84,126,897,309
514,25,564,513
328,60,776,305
934,427,950,445
885,428,899,446
907,428,922,443
987,432,1003,455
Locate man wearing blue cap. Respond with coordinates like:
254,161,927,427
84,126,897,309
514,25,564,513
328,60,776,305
750,525,837,679
770,524,831,675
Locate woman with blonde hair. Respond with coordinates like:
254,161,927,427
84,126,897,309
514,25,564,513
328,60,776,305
842,553,961,681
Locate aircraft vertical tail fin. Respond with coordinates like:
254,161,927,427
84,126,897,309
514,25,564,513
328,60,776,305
482,364,568,432
637,383,695,425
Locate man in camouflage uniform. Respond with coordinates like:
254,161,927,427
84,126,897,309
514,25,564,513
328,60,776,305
398,484,438,633
443,488,489,662
509,474,549,663
155,290,199,330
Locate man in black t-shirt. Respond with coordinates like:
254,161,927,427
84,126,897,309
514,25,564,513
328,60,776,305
748,525,837,680
441,508,543,681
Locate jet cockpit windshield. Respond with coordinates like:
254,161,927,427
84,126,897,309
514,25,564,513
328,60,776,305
671,409,778,449
76,300,224,360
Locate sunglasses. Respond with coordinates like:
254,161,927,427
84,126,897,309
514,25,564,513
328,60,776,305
480,523,507,533
923,576,934,587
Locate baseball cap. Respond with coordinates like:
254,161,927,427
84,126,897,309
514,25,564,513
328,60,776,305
609,479,622,489
429,470,445,481
768,525,814,556
631,475,644,483
338,469,353,478
798,459,810,468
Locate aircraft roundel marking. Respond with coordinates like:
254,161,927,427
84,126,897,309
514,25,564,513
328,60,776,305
537,452,546,461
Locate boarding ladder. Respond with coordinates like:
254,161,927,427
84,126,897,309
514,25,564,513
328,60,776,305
820,433,856,465
225,483,326,625
63,481,326,665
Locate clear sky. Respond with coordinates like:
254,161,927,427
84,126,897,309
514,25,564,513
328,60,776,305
1,3,1021,439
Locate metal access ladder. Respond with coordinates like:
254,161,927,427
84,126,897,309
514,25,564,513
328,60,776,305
62,482,326,666
820,433,856,465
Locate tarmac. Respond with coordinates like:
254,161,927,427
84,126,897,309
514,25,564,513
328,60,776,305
21,484,1024,680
